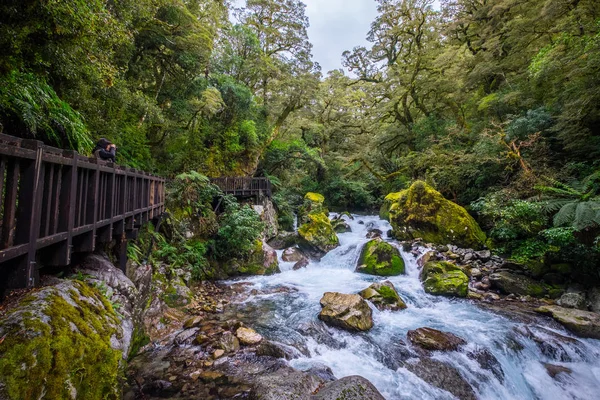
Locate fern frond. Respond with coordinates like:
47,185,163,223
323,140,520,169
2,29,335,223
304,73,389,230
553,202,577,227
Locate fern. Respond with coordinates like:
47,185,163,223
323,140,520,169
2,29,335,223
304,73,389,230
535,172,600,231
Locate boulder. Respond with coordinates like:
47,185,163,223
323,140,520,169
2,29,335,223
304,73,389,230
420,261,469,297
293,257,310,270
253,198,279,240
298,212,340,259
557,292,587,310
384,181,487,249
489,271,549,297
359,281,407,311
356,238,405,276
298,192,328,225
366,228,383,239
318,292,374,332
404,358,477,400
536,305,600,339
0,281,123,400
282,247,305,262
311,375,385,400
332,218,352,233
407,327,466,351
236,327,263,345
238,241,280,276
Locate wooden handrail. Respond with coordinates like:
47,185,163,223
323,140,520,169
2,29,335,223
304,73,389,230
0,134,165,296
210,176,272,198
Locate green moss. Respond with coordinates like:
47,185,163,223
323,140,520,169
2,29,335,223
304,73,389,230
377,285,400,302
356,239,405,276
0,281,122,400
386,181,487,249
420,261,469,297
298,212,339,252
380,192,403,221
128,327,150,361
298,192,329,224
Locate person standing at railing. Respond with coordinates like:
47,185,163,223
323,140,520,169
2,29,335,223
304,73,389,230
93,138,116,162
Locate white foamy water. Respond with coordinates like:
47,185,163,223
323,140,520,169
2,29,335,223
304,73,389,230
228,215,600,400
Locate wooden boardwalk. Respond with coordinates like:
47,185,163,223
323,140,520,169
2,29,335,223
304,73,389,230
0,134,165,297
210,177,272,199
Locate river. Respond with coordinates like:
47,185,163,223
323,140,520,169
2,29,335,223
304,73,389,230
226,214,600,400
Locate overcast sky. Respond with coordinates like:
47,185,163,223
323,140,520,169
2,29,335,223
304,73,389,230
233,1,440,74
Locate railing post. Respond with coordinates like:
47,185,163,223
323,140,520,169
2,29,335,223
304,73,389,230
12,140,44,288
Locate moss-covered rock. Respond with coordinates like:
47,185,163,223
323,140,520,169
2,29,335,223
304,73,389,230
536,305,600,339
379,191,402,221
298,192,329,225
0,281,122,400
238,240,280,276
356,238,405,276
298,212,340,259
385,181,487,249
489,271,550,297
420,261,469,297
359,281,407,311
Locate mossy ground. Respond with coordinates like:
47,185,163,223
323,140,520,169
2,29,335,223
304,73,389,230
386,181,487,249
0,281,122,400
357,239,405,276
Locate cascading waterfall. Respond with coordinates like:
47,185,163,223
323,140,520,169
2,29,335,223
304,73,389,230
229,215,600,400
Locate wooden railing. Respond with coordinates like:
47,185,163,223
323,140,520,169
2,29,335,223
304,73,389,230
211,176,272,199
0,134,165,296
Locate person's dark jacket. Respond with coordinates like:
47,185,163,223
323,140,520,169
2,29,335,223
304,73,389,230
93,138,116,162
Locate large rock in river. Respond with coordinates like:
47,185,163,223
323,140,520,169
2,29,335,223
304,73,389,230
420,261,469,297
312,375,385,400
383,181,487,249
407,327,466,351
536,305,600,339
298,192,329,225
356,238,405,276
298,212,339,259
359,281,407,311
238,240,280,276
319,292,373,332
0,280,123,400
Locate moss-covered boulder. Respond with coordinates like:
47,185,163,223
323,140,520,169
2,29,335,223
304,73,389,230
359,281,407,311
298,212,340,259
356,238,405,276
420,261,469,297
489,271,550,297
319,292,374,332
238,240,280,276
0,281,123,400
384,181,487,249
298,192,329,225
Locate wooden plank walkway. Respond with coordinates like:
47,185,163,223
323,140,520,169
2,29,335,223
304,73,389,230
210,177,272,199
0,134,165,297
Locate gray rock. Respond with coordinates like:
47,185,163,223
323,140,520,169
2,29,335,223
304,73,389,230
404,358,476,400
476,250,492,261
268,231,299,250
489,271,548,297
254,198,279,240
282,247,305,262
407,327,466,351
311,376,385,400
471,268,482,279
536,305,600,339
319,292,373,332
558,292,587,310
293,257,310,270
